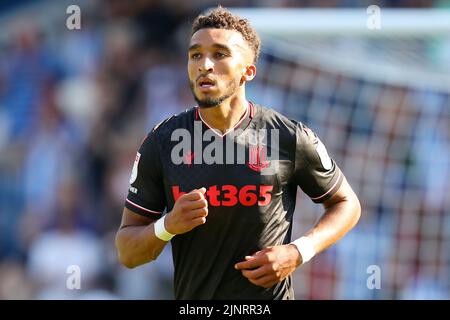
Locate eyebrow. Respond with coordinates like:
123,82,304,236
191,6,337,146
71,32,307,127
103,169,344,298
188,43,232,52
188,44,201,51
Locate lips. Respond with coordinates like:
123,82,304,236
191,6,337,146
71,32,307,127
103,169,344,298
197,77,216,89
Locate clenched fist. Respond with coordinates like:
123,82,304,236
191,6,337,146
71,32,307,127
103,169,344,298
164,187,208,235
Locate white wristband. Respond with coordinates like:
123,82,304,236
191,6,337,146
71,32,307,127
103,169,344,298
154,216,175,241
291,236,315,264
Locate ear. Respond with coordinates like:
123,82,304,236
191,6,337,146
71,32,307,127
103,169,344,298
242,64,256,82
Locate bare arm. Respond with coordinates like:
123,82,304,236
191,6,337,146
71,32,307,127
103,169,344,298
115,208,167,268
303,176,361,257
115,188,208,268
235,177,361,288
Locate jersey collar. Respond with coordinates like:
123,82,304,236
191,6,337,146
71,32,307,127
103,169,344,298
195,102,255,138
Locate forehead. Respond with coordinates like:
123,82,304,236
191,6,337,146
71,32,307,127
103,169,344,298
190,28,247,50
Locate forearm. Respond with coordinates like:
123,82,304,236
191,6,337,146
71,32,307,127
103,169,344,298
115,223,168,268
116,189,208,268
304,195,361,256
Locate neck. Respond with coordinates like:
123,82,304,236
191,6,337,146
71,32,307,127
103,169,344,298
198,90,248,134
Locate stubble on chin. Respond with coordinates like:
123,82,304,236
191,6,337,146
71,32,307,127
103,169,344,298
189,80,238,109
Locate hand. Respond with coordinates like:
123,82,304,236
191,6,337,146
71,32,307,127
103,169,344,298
234,244,301,288
164,187,208,235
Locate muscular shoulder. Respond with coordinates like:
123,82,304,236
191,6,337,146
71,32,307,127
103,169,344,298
148,107,196,142
252,104,323,158
254,104,298,135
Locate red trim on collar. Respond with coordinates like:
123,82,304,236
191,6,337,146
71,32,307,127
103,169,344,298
195,102,251,138
249,101,255,118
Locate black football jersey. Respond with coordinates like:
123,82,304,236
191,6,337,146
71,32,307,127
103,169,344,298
125,102,343,300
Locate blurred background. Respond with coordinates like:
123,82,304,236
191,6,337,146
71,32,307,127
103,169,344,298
0,0,449,300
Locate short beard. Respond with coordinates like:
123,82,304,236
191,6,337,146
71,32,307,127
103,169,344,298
189,79,238,109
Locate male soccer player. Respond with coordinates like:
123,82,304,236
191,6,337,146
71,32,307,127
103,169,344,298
115,6,361,299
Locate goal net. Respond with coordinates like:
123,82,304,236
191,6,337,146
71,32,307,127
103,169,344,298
237,8,450,299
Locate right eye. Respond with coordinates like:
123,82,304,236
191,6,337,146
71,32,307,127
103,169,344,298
191,53,201,59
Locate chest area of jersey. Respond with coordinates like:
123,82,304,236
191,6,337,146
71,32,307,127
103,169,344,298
160,132,292,208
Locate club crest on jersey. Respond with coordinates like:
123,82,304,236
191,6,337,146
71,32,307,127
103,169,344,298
247,145,270,172
170,125,279,176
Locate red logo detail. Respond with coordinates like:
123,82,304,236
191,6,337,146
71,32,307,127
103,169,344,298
183,151,195,166
247,145,270,172
172,185,273,207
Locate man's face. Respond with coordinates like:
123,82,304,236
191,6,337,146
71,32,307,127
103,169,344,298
188,28,253,108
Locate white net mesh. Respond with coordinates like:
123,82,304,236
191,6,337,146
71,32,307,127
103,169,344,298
246,11,450,299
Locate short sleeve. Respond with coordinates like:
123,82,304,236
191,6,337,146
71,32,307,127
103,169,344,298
293,122,343,203
125,132,167,219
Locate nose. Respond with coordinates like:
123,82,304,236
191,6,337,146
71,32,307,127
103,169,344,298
199,56,214,73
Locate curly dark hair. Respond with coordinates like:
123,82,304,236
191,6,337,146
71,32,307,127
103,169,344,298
191,6,261,63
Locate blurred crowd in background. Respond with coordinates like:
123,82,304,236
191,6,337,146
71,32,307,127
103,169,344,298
0,0,449,299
